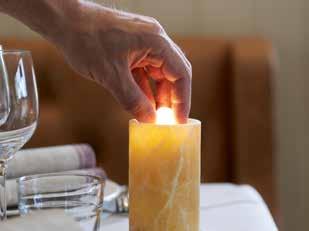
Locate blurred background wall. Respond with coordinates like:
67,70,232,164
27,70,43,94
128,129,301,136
0,0,307,229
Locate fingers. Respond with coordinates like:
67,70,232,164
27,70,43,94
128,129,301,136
166,37,192,70
156,80,171,108
171,77,191,123
145,45,191,123
132,68,172,112
145,65,171,108
160,48,191,124
132,68,155,108
107,68,156,123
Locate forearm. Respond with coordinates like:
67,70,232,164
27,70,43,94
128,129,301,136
0,0,82,43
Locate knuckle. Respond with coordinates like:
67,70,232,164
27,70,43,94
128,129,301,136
156,34,169,48
125,100,142,115
124,95,149,116
148,17,165,34
118,84,143,114
187,62,192,78
187,59,192,70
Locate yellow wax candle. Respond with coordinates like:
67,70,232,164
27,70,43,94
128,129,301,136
129,110,201,231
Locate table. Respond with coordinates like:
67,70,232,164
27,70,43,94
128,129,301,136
101,184,278,231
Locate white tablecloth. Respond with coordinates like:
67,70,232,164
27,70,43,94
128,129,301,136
101,184,278,231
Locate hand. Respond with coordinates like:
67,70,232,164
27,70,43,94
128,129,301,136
54,2,191,123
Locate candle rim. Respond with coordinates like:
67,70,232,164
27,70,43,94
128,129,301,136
129,118,201,127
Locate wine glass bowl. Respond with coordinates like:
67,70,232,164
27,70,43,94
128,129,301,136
0,49,38,219
0,46,10,127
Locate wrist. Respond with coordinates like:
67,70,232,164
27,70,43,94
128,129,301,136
43,1,83,45
55,1,119,46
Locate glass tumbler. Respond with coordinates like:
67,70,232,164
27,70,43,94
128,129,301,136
17,173,104,231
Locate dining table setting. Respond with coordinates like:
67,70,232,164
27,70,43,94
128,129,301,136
0,46,278,231
0,144,278,231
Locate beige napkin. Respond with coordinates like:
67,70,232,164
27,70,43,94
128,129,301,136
7,144,96,179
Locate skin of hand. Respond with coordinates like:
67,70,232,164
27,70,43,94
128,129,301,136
0,1,192,123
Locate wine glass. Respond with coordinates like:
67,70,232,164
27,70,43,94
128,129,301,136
0,49,38,220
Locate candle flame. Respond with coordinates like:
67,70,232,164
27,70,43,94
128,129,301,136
156,107,176,125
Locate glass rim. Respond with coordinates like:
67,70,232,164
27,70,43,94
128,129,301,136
0,49,31,55
17,172,105,186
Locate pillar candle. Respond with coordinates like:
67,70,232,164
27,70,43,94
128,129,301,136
129,117,201,231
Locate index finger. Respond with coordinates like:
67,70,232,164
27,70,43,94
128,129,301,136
171,76,191,123
161,48,191,123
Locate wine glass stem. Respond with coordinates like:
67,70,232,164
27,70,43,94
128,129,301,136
0,160,7,220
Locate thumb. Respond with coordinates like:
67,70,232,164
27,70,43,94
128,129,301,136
107,69,156,123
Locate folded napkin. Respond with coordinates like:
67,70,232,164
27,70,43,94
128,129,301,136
7,144,96,179
7,168,106,208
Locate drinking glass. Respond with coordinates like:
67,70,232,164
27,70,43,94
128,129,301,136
18,173,104,231
0,49,38,220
